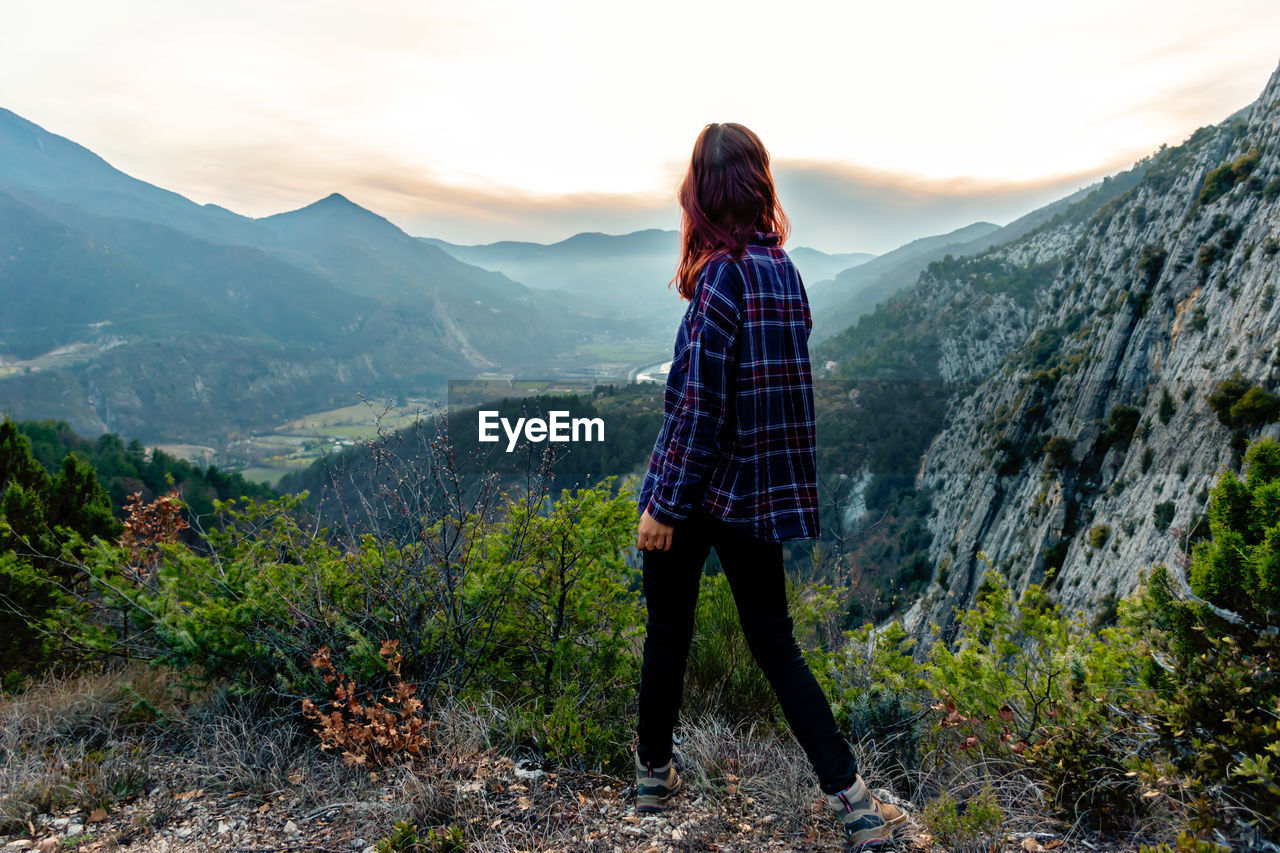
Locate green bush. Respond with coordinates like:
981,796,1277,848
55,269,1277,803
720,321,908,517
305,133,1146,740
817,621,928,771
1,418,120,685
923,569,1150,829
374,821,465,853
684,570,840,726
1229,386,1280,428
1138,245,1168,289
483,478,641,764
1103,405,1141,449
1176,437,1280,631
87,443,644,767
1042,436,1074,472
1197,242,1222,269
1206,373,1280,431
1088,524,1111,548
1264,178,1280,203
1199,147,1259,206
920,785,1004,849
1159,387,1176,425
1207,373,1252,425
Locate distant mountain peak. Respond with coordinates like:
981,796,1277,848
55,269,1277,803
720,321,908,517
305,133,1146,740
292,191,365,212
265,192,398,233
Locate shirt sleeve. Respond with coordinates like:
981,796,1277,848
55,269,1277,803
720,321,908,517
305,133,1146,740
644,259,743,526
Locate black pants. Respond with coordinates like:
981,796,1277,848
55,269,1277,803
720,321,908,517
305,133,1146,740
635,506,858,794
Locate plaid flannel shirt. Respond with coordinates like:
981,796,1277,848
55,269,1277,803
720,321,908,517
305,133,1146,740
637,231,819,542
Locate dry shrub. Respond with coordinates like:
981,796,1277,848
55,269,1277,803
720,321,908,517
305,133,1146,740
119,489,188,582
302,639,437,768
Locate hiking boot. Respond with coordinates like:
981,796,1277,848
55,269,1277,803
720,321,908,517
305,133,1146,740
634,754,681,813
826,775,909,848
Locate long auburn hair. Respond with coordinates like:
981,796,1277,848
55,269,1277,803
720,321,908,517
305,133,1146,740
673,122,790,300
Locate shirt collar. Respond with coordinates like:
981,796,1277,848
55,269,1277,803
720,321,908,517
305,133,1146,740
748,230,780,247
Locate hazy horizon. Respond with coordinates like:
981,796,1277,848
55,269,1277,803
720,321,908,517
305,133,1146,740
3,2,1278,253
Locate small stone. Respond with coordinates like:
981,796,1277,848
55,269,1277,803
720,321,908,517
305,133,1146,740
4,839,34,851
513,758,544,780
65,823,83,837
50,819,68,830
174,826,194,839
284,819,300,837
348,838,365,850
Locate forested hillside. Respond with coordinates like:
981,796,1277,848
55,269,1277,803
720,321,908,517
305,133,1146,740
0,109,608,444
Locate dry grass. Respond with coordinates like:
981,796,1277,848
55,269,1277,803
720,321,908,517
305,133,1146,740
0,660,177,835
5,664,1177,852
676,713,834,835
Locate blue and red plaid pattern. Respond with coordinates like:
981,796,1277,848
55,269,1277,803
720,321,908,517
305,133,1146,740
638,231,819,542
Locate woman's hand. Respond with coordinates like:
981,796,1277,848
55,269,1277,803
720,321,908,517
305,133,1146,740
637,509,674,551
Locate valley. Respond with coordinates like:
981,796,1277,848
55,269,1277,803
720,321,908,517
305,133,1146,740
3,64,1280,637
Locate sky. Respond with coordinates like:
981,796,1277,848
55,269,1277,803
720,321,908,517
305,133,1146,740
1,1,1278,254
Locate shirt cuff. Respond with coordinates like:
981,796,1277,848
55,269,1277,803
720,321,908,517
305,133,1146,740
644,496,687,527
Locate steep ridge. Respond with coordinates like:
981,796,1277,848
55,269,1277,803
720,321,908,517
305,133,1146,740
259,194,594,366
809,221,1006,344
0,107,270,247
888,63,1280,640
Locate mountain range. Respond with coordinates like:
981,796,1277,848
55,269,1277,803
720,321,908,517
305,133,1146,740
0,104,1036,446
0,108,622,442
423,231,874,335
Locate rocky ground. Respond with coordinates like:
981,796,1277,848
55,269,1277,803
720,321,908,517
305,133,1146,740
1,747,1106,853
0,664,1149,853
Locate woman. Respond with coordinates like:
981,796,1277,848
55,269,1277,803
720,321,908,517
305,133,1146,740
633,122,908,848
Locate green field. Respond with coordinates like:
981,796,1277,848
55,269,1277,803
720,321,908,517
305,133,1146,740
238,466,293,487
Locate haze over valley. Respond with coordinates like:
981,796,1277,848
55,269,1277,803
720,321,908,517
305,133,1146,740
0,104,1021,479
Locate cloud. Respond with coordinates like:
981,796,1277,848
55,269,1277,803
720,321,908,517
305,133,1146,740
772,161,1118,254
6,2,1275,254
176,143,1119,254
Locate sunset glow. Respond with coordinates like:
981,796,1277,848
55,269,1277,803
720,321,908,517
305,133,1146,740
1,0,1277,252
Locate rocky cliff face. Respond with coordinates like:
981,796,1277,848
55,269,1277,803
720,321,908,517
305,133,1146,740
831,64,1280,640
